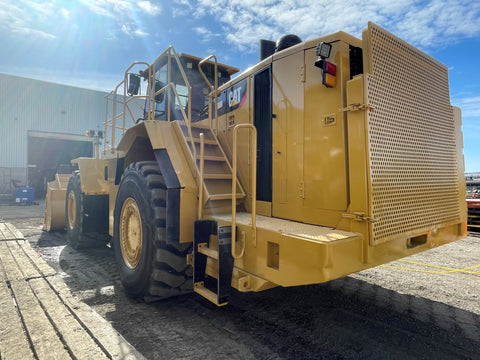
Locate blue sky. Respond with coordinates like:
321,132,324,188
1,0,479,171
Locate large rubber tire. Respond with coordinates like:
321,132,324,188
65,171,107,249
113,161,193,300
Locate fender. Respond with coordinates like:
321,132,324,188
117,121,198,244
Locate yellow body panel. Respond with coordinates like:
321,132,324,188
72,158,108,195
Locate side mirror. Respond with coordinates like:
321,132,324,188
127,73,140,96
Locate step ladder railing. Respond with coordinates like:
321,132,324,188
232,124,257,259
198,55,218,132
104,61,151,152
198,133,205,219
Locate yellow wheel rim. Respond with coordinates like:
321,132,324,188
67,191,76,230
120,197,142,270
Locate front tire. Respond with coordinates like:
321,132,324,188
113,161,192,300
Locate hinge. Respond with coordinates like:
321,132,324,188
338,103,374,112
342,212,376,222
299,180,305,199
300,64,306,82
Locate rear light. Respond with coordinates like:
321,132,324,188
323,72,336,88
315,59,337,88
323,61,336,75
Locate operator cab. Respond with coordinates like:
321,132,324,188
145,53,239,122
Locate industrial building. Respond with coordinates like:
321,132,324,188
0,73,120,202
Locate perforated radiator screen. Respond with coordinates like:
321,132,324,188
363,23,462,245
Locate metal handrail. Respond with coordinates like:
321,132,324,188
102,47,202,161
198,55,218,132
231,124,257,259
198,133,205,219
103,62,151,151
123,62,151,130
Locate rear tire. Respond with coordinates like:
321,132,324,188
113,161,193,300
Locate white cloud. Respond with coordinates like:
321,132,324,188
0,0,154,41
137,1,161,16
80,0,132,17
194,27,209,35
193,0,480,52
194,27,220,42
0,1,56,40
452,96,480,119
79,0,154,38
12,26,56,39
174,0,192,6
134,28,150,37
122,23,150,37
172,0,193,17
394,0,480,47
61,8,71,19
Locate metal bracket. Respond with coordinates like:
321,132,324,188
300,64,306,82
299,180,305,199
338,103,374,113
342,212,377,222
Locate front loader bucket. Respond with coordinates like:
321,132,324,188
43,173,71,232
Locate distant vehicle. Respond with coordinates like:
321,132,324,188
466,179,480,230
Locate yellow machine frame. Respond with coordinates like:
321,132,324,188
47,23,467,305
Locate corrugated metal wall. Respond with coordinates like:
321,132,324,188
0,73,107,168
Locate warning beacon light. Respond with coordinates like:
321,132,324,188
314,42,336,88
86,130,104,139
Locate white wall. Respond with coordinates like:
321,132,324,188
0,73,107,168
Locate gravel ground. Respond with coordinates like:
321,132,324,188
1,202,479,359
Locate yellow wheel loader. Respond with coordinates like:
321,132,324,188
45,23,467,306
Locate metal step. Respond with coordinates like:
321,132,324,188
187,137,217,145
203,174,232,180
194,283,228,307
197,155,226,162
209,193,244,201
190,123,211,130
193,221,234,306
197,242,218,260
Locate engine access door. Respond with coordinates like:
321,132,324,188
272,51,304,221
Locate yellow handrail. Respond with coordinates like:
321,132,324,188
198,55,218,132
123,62,151,131
103,62,151,152
198,133,205,219
232,124,257,259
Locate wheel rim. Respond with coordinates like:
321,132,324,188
120,197,143,270
67,191,76,230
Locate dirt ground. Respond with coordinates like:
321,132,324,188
1,202,479,359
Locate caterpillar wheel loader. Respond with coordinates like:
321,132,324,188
45,22,467,306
